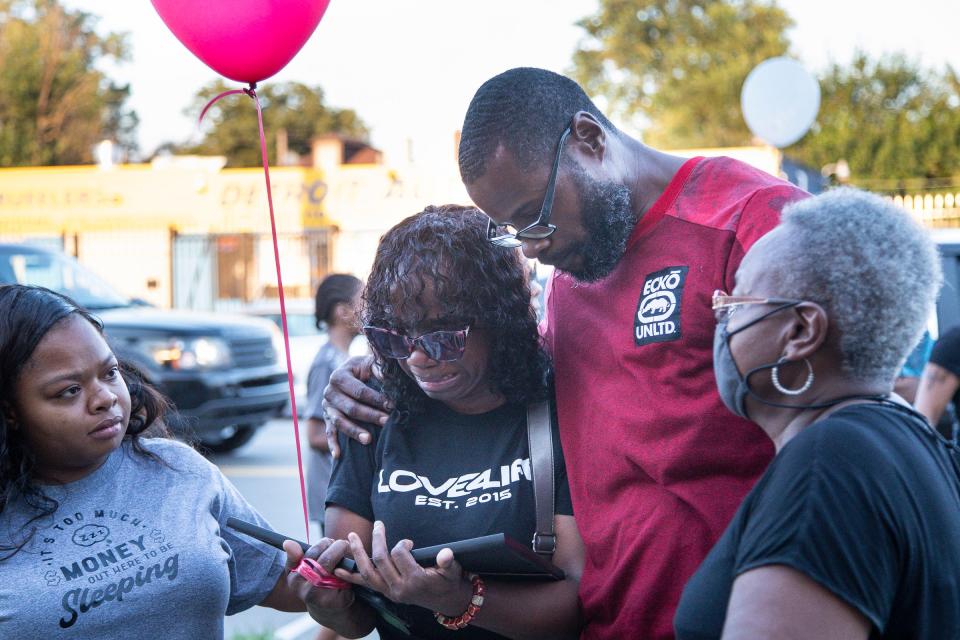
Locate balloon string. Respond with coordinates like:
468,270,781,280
198,88,248,124
199,83,312,545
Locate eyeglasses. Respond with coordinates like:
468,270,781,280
711,290,805,323
487,125,572,248
363,325,470,362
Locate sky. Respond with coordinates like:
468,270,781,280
65,0,960,170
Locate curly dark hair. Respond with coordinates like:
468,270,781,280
0,285,171,559
364,205,551,415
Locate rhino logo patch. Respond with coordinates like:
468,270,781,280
635,266,687,346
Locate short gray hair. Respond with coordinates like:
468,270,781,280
772,187,942,383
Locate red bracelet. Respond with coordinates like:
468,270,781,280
434,573,485,631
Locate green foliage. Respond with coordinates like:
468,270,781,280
571,0,960,182
184,81,370,167
0,0,137,166
572,0,793,148
787,53,960,184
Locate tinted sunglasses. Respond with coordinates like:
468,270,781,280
363,326,470,362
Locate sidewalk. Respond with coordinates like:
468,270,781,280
227,614,379,640
277,615,379,640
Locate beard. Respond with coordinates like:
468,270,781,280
561,167,637,283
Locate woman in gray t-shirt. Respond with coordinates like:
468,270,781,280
0,285,310,639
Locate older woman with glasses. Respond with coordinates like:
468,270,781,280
286,205,584,640
673,188,960,639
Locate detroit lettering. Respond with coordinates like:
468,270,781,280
377,457,530,510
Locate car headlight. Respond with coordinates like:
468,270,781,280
139,337,232,370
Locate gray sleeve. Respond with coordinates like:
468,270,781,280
305,348,337,419
213,471,287,615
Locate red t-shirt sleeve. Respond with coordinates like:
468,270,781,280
723,185,810,293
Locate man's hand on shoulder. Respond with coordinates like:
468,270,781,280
322,355,391,457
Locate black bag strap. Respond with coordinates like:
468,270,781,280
526,400,556,557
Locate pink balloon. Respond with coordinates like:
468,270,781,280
151,0,331,84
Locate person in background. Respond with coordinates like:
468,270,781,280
304,274,363,640
915,325,960,440
675,188,960,639
0,285,310,639
893,329,934,403
305,274,364,536
527,261,545,319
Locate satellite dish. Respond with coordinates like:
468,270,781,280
741,57,820,148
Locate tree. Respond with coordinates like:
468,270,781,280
0,0,137,166
787,53,960,184
183,81,370,167
572,0,793,148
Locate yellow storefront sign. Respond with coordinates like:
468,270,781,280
0,164,332,235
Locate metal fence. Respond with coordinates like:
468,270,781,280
886,192,960,228
172,230,335,311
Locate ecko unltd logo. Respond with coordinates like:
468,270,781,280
634,266,688,346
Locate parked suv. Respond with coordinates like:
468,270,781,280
933,229,960,334
0,243,289,452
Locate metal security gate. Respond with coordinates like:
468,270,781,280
172,230,335,311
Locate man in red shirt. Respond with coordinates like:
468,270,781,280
323,68,808,639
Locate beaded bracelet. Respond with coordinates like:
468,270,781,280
434,573,485,630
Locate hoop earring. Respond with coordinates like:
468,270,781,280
771,357,814,396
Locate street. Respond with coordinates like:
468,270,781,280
211,418,379,640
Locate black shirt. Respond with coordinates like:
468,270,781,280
929,326,960,438
674,403,960,640
327,399,573,640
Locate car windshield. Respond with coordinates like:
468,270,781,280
0,249,131,310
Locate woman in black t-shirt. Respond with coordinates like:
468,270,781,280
916,325,960,440
674,188,960,639
287,206,583,640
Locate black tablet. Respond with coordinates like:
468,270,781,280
410,533,564,580
226,518,564,581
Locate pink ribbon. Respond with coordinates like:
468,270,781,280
294,556,351,590
200,84,312,544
